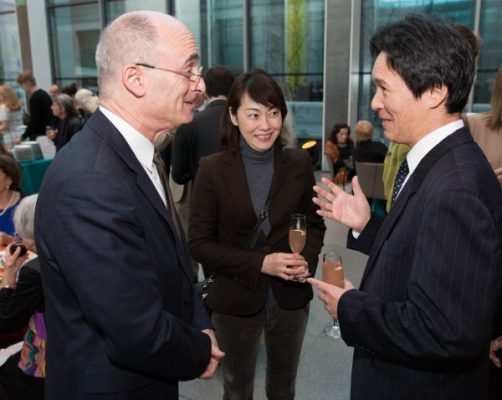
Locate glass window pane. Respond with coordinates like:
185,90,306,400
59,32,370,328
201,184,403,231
0,11,22,83
473,0,502,111
47,0,96,5
48,3,101,90
105,0,167,25
358,0,476,139
179,0,243,73
0,0,15,13
250,0,324,140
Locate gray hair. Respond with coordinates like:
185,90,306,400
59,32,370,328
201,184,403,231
53,93,78,117
95,12,159,99
13,194,38,240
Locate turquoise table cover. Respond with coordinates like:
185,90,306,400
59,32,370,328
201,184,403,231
19,158,53,195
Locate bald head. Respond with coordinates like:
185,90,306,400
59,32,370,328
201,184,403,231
95,11,190,99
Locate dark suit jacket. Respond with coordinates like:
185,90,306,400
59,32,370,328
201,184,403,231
171,99,226,185
189,145,325,316
36,110,212,399
339,127,502,399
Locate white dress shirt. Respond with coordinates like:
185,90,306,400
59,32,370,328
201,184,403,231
397,119,464,197
99,106,167,206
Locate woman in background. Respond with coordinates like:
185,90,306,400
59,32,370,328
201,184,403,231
189,69,325,399
46,93,82,151
467,66,502,185
0,155,22,245
0,85,24,150
0,195,45,400
325,122,355,184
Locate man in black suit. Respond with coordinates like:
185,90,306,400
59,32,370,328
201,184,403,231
171,65,235,186
36,11,223,399
309,15,502,400
16,71,52,141
352,120,387,164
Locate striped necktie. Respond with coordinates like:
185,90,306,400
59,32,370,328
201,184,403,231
391,159,409,207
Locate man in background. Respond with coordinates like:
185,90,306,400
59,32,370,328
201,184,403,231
16,71,52,141
171,65,234,279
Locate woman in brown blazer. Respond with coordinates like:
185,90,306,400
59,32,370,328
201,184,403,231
189,69,325,400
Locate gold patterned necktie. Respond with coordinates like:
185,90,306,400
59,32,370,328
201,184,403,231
153,151,182,239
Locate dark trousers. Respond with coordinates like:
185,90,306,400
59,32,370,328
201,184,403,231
212,303,309,400
0,353,44,400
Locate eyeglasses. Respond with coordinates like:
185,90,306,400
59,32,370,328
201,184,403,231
136,63,203,88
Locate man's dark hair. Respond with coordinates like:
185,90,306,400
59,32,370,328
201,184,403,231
204,66,235,98
370,15,474,114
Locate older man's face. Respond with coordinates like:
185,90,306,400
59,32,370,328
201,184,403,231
143,23,206,139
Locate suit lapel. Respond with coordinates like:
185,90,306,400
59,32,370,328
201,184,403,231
87,110,193,281
360,127,473,287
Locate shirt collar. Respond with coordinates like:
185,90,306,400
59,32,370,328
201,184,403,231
99,106,155,172
406,119,464,176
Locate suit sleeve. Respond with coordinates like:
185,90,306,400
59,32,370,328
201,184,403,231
339,189,501,363
42,173,211,380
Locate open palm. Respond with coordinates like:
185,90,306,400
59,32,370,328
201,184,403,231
313,176,371,232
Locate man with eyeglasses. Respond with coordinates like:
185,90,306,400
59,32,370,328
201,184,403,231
36,11,223,400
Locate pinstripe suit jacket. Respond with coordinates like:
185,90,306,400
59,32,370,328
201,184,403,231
339,127,502,400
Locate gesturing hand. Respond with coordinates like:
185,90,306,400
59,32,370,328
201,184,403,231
313,176,371,232
489,335,502,368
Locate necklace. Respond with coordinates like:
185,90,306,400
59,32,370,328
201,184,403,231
0,191,16,217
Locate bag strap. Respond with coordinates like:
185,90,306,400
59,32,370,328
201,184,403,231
242,198,270,249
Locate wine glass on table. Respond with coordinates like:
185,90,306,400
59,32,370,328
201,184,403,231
322,251,344,339
289,214,307,281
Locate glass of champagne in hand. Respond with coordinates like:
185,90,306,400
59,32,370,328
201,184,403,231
322,251,344,339
289,214,307,281
289,214,307,254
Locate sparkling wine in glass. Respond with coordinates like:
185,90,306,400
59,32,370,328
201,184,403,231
322,251,344,339
289,214,306,254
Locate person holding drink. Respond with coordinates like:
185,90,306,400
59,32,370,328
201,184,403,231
189,69,325,399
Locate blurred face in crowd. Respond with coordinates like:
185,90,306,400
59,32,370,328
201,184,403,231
230,92,282,152
0,169,12,193
336,128,349,145
51,101,64,119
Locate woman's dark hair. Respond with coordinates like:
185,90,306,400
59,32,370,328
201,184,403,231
370,15,474,114
221,69,289,150
329,122,351,145
0,154,23,191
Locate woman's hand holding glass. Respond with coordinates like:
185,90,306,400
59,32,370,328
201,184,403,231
262,253,309,281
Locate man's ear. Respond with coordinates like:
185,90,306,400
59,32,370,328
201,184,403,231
229,107,238,126
122,64,146,97
427,84,448,110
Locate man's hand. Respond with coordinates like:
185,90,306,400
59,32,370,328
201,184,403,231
313,177,371,232
307,277,355,319
489,335,502,368
494,167,502,185
199,329,225,379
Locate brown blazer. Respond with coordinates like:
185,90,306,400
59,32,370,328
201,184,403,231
189,144,326,316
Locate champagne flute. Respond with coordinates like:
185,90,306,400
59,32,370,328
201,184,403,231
289,214,306,254
289,214,307,281
322,251,344,339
